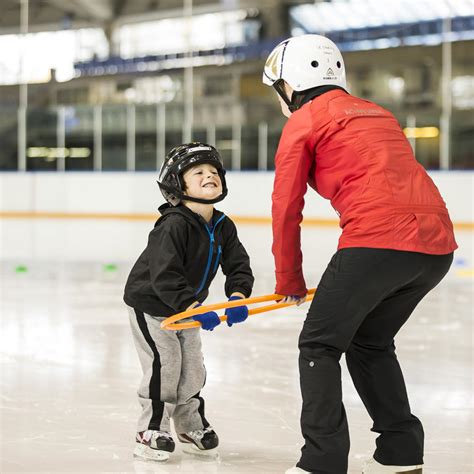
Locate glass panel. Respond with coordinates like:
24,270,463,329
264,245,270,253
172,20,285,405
136,105,157,171
241,126,258,170
190,129,207,144
102,105,127,170
165,131,182,155
414,136,441,170
26,107,57,171
0,105,18,170
165,104,184,154
215,127,233,170
267,128,282,171
451,110,474,169
65,106,94,171
399,112,441,170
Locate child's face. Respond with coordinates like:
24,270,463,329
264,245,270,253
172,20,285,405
182,163,222,201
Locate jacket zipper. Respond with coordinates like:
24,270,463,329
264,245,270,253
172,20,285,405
195,214,225,295
212,245,222,274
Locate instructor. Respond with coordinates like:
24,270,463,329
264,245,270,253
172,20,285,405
262,34,457,474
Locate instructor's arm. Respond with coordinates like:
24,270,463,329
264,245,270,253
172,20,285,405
272,111,314,301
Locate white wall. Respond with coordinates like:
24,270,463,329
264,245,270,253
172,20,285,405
1,171,473,223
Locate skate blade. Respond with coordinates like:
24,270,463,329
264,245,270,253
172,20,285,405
133,443,170,461
181,443,219,458
365,468,422,474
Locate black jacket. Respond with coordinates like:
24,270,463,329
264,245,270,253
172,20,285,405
124,204,254,317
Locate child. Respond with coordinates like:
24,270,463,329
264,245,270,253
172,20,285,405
124,142,254,461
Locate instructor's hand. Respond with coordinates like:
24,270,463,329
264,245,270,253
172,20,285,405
280,295,307,306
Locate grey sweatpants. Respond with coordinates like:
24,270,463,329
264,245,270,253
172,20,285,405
128,307,209,434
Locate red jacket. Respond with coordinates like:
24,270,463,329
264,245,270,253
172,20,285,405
272,89,457,297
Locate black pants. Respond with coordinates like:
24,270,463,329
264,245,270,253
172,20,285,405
296,248,453,474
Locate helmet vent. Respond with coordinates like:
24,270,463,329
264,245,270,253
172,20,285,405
337,61,342,68
311,60,319,68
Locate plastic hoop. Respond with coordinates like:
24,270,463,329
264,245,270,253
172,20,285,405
160,288,316,330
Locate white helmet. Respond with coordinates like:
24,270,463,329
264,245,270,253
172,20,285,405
263,34,346,111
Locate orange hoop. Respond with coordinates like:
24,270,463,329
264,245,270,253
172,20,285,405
160,288,316,330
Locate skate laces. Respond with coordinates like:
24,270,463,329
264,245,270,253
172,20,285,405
141,430,172,442
187,427,213,440
153,430,173,440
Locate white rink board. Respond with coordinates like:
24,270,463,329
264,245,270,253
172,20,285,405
1,171,473,223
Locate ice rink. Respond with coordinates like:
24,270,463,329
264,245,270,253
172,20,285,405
1,219,473,473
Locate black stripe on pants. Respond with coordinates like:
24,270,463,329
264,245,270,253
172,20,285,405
193,392,210,429
296,249,453,474
134,309,165,430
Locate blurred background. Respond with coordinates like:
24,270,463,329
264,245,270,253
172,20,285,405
0,0,473,172
1,1,473,473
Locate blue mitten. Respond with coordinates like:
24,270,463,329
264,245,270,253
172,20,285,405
225,296,249,327
192,305,221,331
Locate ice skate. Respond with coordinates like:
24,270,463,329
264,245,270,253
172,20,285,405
178,426,219,456
133,430,175,461
285,466,312,473
362,457,423,473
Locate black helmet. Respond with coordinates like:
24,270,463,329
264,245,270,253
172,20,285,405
157,142,228,206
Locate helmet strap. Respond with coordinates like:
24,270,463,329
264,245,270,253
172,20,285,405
158,181,228,205
273,80,297,113
290,91,308,111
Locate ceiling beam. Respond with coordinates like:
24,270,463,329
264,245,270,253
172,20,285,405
45,0,113,23
112,0,128,18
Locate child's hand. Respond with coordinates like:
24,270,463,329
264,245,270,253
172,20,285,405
192,305,221,331
225,295,249,327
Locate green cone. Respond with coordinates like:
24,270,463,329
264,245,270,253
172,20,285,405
103,263,118,272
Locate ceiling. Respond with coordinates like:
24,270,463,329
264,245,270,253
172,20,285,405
0,0,311,34
0,0,238,33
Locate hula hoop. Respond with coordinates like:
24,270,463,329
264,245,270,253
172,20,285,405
160,288,316,330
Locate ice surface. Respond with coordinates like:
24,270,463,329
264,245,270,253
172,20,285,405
1,220,472,472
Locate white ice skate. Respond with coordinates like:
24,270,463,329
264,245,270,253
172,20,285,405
285,466,312,473
133,430,175,461
362,457,423,473
178,426,219,456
